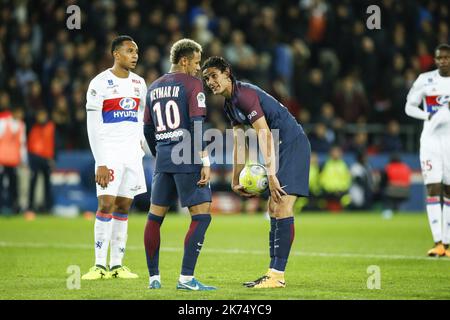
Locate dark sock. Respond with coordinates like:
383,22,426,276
269,217,277,269
181,214,211,276
144,213,164,277
273,217,295,272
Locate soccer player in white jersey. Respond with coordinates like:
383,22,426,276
82,35,148,279
405,43,450,257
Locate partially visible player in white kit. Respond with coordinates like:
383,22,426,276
82,36,147,279
405,43,450,257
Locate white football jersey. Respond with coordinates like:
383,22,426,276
406,69,450,136
86,69,147,164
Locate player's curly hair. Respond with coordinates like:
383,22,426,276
201,56,235,82
170,39,202,64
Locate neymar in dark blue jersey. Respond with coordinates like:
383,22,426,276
143,39,215,291
202,56,311,289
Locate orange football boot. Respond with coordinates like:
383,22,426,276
427,242,446,257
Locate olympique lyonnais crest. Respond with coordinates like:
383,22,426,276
425,95,450,113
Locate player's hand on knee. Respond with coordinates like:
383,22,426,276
96,165,110,188
232,184,255,198
197,166,210,187
268,175,287,203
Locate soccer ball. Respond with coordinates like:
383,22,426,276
239,164,269,194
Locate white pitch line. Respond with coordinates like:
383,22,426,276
0,241,447,262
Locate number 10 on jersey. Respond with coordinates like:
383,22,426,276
153,100,181,132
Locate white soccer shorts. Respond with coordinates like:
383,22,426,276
420,134,450,185
95,161,147,198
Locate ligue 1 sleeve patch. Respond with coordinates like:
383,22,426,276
197,92,206,108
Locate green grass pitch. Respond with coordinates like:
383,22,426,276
1,212,450,300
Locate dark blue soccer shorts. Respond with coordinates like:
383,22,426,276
276,132,311,197
150,171,212,208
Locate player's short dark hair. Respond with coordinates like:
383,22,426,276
170,39,202,64
201,56,235,82
111,35,134,55
435,43,450,52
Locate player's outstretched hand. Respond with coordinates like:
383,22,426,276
268,175,287,204
232,184,255,198
197,166,210,187
96,165,110,189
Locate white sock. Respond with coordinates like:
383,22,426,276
179,275,194,283
270,268,284,275
426,197,442,243
94,212,112,267
110,213,128,268
150,275,161,283
442,198,450,245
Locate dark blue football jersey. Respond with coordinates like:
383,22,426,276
144,72,207,173
224,81,305,146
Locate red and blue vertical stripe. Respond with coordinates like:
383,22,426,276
181,214,211,276
144,213,164,276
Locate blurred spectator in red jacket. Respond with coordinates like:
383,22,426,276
0,103,27,215
27,108,55,213
381,153,412,218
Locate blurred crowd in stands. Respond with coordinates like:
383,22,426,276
299,147,411,214
1,0,449,151
0,0,442,213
